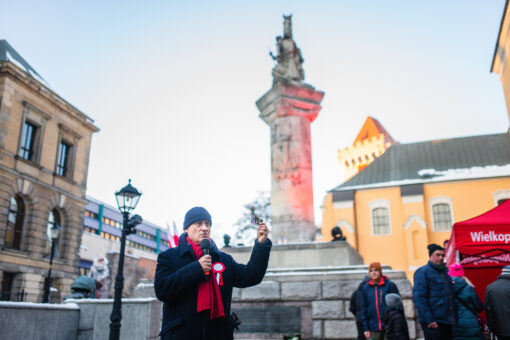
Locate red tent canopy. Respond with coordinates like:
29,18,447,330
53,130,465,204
446,199,510,268
445,200,510,303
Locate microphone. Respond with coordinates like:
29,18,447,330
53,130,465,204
200,239,212,279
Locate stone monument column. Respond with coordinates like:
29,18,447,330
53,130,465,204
256,15,324,243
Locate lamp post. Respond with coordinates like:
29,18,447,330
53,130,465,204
109,179,142,340
42,225,60,303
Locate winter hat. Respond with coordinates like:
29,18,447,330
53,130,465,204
368,262,382,273
448,263,464,277
427,243,444,256
385,293,402,309
183,207,212,230
502,265,510,275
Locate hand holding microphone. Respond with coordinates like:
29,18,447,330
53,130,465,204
199,239,212,278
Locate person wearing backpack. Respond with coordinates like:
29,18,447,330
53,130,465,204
448,263,484,340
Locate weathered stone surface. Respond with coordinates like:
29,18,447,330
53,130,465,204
393,279,413,298
0,302,79,340
232,306,301,333
322,280,359,299
240,281,280,301
324,320,358,339
232,287,241,300
344,299,355,319
312,300,344,319
282,281,320,300
403,299,415,318
313,320,323,338
407,319,416,339
76,302,96,330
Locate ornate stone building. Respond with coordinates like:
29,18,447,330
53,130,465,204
0,40,99,302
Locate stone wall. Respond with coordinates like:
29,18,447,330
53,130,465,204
0,301,80,339
132,266,420,340
231,268,419,340
0,298,162,340
65,298,162,340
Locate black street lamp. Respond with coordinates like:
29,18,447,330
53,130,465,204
109,179,142,340
42,224,60,303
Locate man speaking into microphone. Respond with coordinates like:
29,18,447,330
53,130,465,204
154,206,271,340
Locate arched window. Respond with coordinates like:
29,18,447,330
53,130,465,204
46,209,61,257
5,195,25,249
432,203,452,231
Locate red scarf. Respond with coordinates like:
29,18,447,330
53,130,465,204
187,237,225,320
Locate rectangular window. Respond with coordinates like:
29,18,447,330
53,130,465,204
0,273,15,301
19,121,37,161
56,141,71,176
372,207,390,235
432,203,452,231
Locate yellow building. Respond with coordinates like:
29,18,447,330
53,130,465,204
338,116,397,182
492,0,510,125
322,132,510,280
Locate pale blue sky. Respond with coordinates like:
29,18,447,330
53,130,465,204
1,1,508,241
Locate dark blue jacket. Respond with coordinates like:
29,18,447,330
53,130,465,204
361,276,400,332
451,277,483,340
412,261,456,326
154,233,271,340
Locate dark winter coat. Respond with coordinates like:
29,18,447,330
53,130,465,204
154,233,271,340
485,274,510,337
383,308,410,340
361,276,400,332
451,277,483,340
413,261,456,326
349,277,370,323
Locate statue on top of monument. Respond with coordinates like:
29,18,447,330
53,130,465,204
270,14,305,86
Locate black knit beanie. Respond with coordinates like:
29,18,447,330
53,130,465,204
183,207,212,230
427,243,444,256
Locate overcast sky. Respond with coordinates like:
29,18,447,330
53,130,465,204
1,1,508,242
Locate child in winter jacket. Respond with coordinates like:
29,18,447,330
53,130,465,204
383,293,410,340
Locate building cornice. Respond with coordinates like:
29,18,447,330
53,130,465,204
0,61,99,133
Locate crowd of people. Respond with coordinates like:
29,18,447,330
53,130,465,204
349,243,510,340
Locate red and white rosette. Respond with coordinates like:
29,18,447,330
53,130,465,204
212,262,225,286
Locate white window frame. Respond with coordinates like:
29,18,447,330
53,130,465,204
369,199,392,236
429,196,454,232
492,189,510,206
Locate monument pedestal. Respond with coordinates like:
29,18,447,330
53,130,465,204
224,240,363,269
256,82,324,243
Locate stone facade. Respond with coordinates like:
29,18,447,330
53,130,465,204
256,83,324,243
223,241,363,269
0,41,99,302
231,268,419,340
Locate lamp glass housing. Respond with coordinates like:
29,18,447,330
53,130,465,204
115,179,142,214
50,225,60,240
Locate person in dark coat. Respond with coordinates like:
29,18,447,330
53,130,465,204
383,293,410,340
350,275,371,340
448,263,483,340
361,262,400,340
413,243,456,340
154,207,272,340
485,265,510,340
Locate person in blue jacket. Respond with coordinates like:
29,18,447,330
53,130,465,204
413,243,456,340
154,207,272,340
448,263,484,340
361,262,400,340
